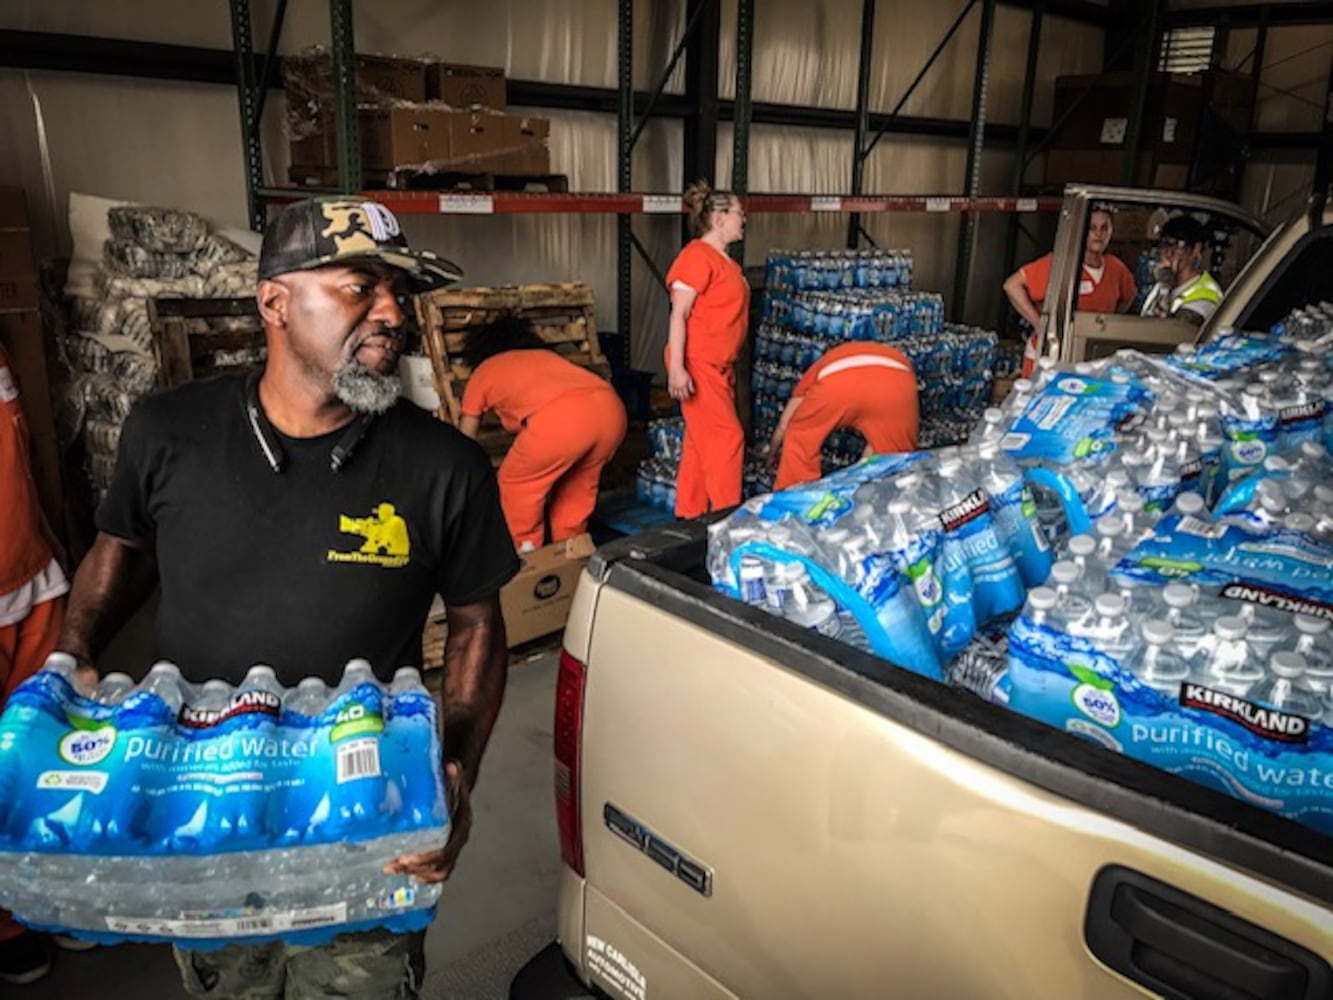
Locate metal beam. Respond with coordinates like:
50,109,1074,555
683,0,720,239
329,0,359,194
1165,3,1333,29
998,0,1127,28
1121,0,1162,187
1001,0,1044,332
863,0,977,161
847,0,877,249
629,0,708,151
954,0,997,321
228,0,264,232
254,0,288,127
1314,47,1333,196
730,0,754,263
617,0,633,358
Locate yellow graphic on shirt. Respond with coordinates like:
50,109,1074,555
328,502,411,568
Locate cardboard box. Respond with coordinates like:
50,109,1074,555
427,63,506,110
287,52,427,104
0,276,39,311
443,109,507,171
0,187,30,230
0,308,62,532
0,229,35,277
360,107,455,170
497,115,551,175
1048,72,1202,160
499,534,595,647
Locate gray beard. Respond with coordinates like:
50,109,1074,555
331,357,400,414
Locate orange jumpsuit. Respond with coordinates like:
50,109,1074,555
665,239,750,518
0,343,66,944
774,343,919,491
461,349,627,550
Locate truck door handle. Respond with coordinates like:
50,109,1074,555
1084,866,1331,1000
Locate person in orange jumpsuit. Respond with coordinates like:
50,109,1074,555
0,343,70,986
664,180,749,518
767,341,919,491
459,315,627,551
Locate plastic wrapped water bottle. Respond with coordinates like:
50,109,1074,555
1050,560,1096,625
1197,615,1264,694
782,568,844,641
1082,593,1137,661
94,672,136,705
1170,491,1207,519
1136,618,1191,695
1247,651,1324,719
1289,615,1333,688
1158,583,1207,657
973,444,1053,587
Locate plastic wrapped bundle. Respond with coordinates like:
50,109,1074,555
108,206,210,254
98,272,208,300
194,232,253,267
0,657,448,947
200,261,260,298
103,240,194,280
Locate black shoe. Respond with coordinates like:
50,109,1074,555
0,931,53,986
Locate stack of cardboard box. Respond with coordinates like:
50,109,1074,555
0,187,62,538
285,52,552,184
1042,70,1255,197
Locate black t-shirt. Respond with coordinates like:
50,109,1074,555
97,374,519,686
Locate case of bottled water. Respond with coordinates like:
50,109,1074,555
0,657,449,947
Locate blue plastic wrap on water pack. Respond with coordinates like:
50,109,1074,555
1167,333,1289,381
999,370,1153,464
1006,612,1333,834
1115,514,1333,608
0,663,448,948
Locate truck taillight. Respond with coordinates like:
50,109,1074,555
554,648,586,877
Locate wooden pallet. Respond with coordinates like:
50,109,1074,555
416,282,609,466
149,297,265,388
289,166,569,193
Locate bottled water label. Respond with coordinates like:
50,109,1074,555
0,661,448,946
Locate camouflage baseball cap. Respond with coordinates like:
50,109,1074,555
258,197,463,290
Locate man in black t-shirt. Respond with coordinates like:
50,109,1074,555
57,197,520,998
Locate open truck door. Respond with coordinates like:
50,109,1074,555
1030,184,1268,366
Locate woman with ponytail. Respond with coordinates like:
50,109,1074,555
663,180,749,518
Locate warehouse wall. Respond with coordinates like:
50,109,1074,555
13,1,1319,377
1223,24,1333,227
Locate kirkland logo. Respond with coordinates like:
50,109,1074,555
180,690,282,729
939,489,990,532
1279,400,1326,424
1220,582,1333,623
1180,684,1310,743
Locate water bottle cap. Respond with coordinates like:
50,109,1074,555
245,664,277,682
43,652,79,676
1214,616,1247,641
1095,593,1126,617
1259,492,1287,514
148,660,181,676
392,666,422,685
1162,583,1195,608
1096,516,1124,537
983,407,1003,422
1106,468,1131,488
1300,440,1327,460
1316,484,1333,505
1174,492,1205,515
1269,650,1306,678
101,671,133,687
1285,513,1316,532
202,679,231,694
1294,614,1330,635
888,496,913,513
1068,534,1097,557
1013,378,1033,393
1028,587,1059,611
1116,490,1145,512
1051,561,1081,585
1243,384,1264,398
1142,618,1174,645
1263,455,1291,473
1111,372,1130,384
298,677,327,693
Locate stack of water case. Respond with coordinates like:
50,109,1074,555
0,656,448,947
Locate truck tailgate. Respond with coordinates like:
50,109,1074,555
572,552,1332,999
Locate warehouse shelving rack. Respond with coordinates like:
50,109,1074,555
2,1,1330,336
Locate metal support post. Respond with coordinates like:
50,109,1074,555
329,0,360,194
1314,47,1333,196
1121,0,1162,187
847,0,877,249
1000,0,1043,331
228,0,264,231
631,1,708,150
683,0,720,241
254,0,288,125
617,0,633,361
863,0,977,161
730,0,754,264
952,0,996,321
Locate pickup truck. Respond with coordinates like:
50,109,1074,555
512,188,1333,999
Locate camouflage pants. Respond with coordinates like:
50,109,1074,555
173,929,426,999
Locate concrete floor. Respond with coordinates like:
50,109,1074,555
19,605,563,1000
